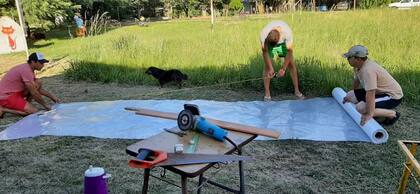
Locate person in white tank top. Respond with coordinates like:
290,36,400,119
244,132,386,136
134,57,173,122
260,21,304,101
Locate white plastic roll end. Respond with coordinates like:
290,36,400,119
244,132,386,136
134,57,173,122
332,87,388,144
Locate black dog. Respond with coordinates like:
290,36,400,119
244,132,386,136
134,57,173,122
145,66,188,88
30,32,47,41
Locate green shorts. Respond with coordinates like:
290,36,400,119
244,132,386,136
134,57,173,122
268,43,288,58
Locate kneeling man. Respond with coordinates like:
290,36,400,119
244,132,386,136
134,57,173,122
0,52,60,117
342,45,403,126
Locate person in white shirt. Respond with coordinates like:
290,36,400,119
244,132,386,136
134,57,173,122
260,21,304,101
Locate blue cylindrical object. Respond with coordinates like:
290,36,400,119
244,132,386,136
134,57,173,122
195,117,228,141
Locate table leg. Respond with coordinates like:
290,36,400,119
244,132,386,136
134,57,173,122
181,175,188,194
197,174,204,194
238,148,245,194
142,168,151,194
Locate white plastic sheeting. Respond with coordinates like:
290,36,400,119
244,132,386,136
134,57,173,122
0,88,387,143
332,88,388,144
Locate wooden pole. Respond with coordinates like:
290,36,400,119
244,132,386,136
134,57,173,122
397,140,420,194
14,0,28,57
210,0,214,28
125,107,280,139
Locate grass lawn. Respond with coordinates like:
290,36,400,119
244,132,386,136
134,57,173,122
0,81,418,193
0,8,419,193
2,8,419,102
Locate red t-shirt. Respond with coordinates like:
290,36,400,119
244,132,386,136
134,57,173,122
0,63,35,99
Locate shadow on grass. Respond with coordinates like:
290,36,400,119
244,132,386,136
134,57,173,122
63,54,419,103
28,42,54,49
38,25,126,41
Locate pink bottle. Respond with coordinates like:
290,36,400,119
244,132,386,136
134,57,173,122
84,165,111,194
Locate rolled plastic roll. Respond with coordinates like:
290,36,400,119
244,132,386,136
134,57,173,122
332,87,389,144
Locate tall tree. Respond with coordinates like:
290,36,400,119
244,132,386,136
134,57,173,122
1,0,80,31
0,0,17,20
130,0,149,18
229,0,243,12
172,0,205,17
72,0,95,9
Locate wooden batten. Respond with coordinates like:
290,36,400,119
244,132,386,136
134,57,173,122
125,107,280,139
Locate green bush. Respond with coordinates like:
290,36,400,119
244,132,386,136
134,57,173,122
359,0,393,8
229,0,244,12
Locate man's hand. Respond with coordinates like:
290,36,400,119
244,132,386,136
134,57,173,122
265,68,275,78
276,69,286,77
360,113,373,126
52,96,61,103
44,104,52,111
342,96,351,104
361,90,376,126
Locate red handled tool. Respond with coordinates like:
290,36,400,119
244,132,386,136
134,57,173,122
129,148,168,169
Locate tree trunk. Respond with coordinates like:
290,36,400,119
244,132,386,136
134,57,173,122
256,1,264,14
312,0,316,11
290,0,295,11
137,5,141,18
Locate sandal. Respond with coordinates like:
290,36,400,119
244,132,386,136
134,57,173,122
383,112,400,126
295,92,305,100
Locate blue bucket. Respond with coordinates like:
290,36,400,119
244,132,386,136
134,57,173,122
319,5,328,11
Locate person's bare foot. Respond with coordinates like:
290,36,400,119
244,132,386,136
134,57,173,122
0,106,27,117
0,107,4,119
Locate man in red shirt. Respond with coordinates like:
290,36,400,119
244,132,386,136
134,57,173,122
0,52,60,117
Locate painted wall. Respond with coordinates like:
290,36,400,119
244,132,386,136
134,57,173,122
0,16,27,54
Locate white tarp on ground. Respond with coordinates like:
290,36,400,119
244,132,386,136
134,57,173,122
0,88,388,144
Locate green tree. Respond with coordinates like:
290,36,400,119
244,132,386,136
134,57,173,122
72,0,95,9
0,0,17,20
130,0,149,18
172,0,205,17
23,0,80,30
0,0,80,31
173,0,191,17
359,0,392,8
229,0,243,12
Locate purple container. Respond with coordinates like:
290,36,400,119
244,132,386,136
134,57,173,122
84,166,110,194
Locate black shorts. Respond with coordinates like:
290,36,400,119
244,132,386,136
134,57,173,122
354,89,402,109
